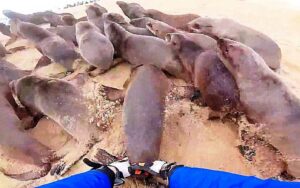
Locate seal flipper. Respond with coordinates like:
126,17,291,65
1,163,51,181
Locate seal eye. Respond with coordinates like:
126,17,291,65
172,41,177,46
193,23,201,29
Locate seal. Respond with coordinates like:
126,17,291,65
61,14,77,26
0,23,11,37
145,9,199,30
105,22,190,82
0,42,10,57
10,75,98,144
103,13,154,36
16,20,79,71
123,65,170,163
76,21,114,75
86,3,108,33
0,60,54,181
217,38,300,178
188,17,282,70
48,25,77,46
116,1,199,29
147,19,217,50
10,75,100,175
116,1,147,19
166,33,239,111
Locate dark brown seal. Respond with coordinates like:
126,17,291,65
217,38,300,178
188,17,282,70
116,1,199,29
166,33,239,111
147,19,217,50
0,23,11,37
76,21,114,75
0,60,54,181
104,22,189,82
16,20,79,71
123,65,169,163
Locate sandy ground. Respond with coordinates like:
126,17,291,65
0,0,300,187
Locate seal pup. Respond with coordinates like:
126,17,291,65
16,20,79,71
147,19,217,50
116,1,199,29
123,65,170,163
76,21,114,76
166,33,239,111
116,1,147,19
105,22,189,82
130,17,154,28
86,3,108,33
0,60,54,181
217,38,300,178
103,13,154,36
61,14,77,26
188,17,281,70
0,23,11,37
10,75,100,175
0,43,11,57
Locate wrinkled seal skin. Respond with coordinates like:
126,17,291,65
166,33,239,111
189,17,282,70
76,21,114,74
116,1,147,19
123,65,169,163
0,60,54,181
105,22,190,82
103,13,154,36
86,3,108,33
3,10,66,27
16,21,79,71
116,1,199,29
217,38,300,178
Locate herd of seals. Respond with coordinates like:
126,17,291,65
0,0,299,182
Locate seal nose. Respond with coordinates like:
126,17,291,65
165,33,172,42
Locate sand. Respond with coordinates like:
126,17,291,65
0,0,300,187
